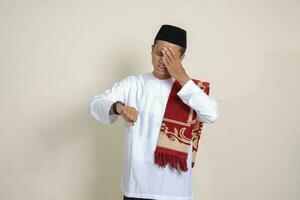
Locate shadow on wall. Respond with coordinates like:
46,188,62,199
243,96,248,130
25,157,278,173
208,50,300,200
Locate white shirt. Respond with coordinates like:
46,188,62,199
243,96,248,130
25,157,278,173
89,72,219,200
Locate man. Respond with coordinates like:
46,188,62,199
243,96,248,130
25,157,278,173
89,24,219,200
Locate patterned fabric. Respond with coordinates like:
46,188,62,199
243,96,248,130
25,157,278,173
154,79,210,172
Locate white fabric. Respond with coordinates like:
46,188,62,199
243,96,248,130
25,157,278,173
89,72,219,200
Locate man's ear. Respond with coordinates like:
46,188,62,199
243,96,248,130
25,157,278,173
180,54,185,62
151,44,154,54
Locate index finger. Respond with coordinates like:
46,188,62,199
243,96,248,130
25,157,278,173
168,47,177,58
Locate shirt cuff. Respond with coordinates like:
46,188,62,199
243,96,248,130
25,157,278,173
104,100,119,124
90,98,119,124
177,79,205,100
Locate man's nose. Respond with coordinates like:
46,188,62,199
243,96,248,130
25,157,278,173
159,58,164,64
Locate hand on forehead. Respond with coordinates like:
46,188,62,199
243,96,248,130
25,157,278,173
155,40,181,54
162,46,180,59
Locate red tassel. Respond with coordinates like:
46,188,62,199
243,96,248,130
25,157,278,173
154,147,188,172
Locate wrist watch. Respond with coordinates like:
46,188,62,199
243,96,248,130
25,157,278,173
113,101,125,115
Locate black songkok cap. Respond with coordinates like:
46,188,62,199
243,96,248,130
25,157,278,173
154,24,187,49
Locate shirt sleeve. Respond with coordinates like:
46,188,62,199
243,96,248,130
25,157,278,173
89,76,132,124
177,79,220,124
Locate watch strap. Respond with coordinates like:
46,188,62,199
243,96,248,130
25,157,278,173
113,101,125,115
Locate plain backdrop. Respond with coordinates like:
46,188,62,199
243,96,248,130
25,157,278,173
0,0,299,200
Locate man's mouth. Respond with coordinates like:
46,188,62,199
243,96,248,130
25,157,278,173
158,64,167,71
